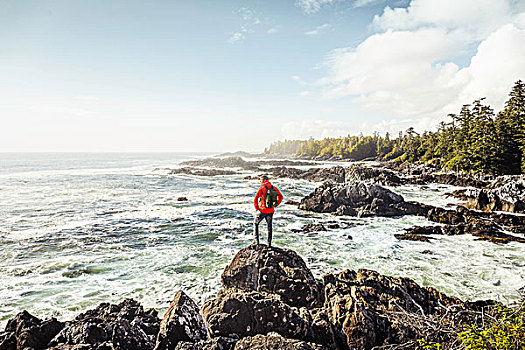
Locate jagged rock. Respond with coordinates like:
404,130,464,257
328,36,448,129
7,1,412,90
412,173,489,188
174,337,237,350
113,318,154,350
299,181,412,217
170,168,238,176
404,226,443,235
201,289,310,341
49,299,159,350
463,182,525,213
284,200,300,206
154,291,208,350
180,157,315,171
291,223,327,234
322,269,469,349
233,332,323,350
270,166,347,183
344,165,402,186
177,197,189,201
394,234,432,242
0,310,64,350
221,245,320,308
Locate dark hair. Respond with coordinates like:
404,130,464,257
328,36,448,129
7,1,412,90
260,175,269,181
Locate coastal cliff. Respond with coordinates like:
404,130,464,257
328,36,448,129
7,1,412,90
0,244,492,350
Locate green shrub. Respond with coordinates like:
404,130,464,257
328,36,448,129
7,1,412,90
458,300,525,350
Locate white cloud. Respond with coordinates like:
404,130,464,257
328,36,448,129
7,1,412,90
354,0,385,8
315,0,525,131
228,31,246,44
373,0,514,41
292,75,308,85
295,0,335,14
267,25,282,34
300,90,312,96
305,23,331,35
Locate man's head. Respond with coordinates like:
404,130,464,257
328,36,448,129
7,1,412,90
260,175,269,184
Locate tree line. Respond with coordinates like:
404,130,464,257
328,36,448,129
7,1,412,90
264,80,525,175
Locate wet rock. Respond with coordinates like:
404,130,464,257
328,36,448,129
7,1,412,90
462,182,525,213
270,166,347,183
412,173,489,188
154,291,208,350
299,181,410,217
233,332,323,350
170,168,238,176
181,157,316,171
394,234,432,242
201,289,310,341
177,197,189,202
174,336,237,350
284,200,299,206
344,165,402,187
221,244,320,308
404,226,443,235
113,318,154,350
291,223,327,234
322,269,468,349
49,299,159,350
0,310,64,350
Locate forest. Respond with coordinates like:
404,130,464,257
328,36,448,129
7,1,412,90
264,80,525,175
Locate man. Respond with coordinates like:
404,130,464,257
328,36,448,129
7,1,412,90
253,175,283,247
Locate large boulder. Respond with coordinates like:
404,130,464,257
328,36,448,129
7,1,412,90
174,337,237,350
201,289,310,341
0,310,64,350
322,269,470,349
298,181,412,217
155,291,208,350
233,332,323,350
49,299,159,350
463,182,525,213
221,244,320,308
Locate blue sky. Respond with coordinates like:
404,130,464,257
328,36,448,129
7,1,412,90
1,0,524,151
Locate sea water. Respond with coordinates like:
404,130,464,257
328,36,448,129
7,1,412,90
1,153,524,327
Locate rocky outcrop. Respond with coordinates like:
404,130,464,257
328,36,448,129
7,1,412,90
411,173,489,188
233,332,323,350
394,233,432,242
220,245,320,308
462,182,525,213
298,181,422,217
48,299,159,350
344,165,402,186
154,291,208,350
180,157,316,170
0,311,63,350
291,223,327,234
169,168,238,176
3,244,495,350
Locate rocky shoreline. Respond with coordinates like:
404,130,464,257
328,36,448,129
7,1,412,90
0,244,492,350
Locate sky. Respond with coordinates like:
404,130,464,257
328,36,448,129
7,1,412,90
1,0,524,152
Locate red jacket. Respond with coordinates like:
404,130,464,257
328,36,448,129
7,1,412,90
254,181,283,214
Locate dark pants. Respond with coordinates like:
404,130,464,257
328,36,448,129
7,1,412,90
254,212,273,246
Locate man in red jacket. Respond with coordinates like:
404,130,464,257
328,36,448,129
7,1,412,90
253,175,283,247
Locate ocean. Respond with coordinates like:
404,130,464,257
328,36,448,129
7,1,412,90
1,153,524,327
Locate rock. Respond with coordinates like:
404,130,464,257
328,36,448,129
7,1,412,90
394,234,432,242
463,182,525,213
0,310,64,350
412,173,489,188
404,226,443,235
270,166,347,183
174,336,237,350
291,224,327,234
201,289,310,341
113,318,154,350
180,157,316,171
49,299,159,349
233,332,323,350
344,165,402,187
298,181,409,217
322,269,470,349
170,168,238,176
284,200,299,206
221,244,320,308
177,197,189,202
154,291,208,350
